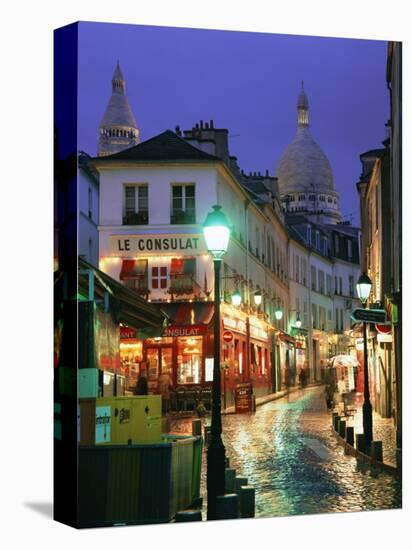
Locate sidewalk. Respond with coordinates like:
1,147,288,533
222,383,321,414
334,395,398,468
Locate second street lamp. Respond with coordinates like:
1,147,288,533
203,205,230,520
356,272,373,451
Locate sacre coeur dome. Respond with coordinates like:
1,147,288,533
276,85,336,196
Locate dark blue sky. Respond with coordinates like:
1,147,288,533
78,22,389,225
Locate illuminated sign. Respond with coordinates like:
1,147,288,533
109,234,207,256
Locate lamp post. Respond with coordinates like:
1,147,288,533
203,204,230,520
356,272,373,450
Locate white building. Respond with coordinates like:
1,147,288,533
78,152,100,266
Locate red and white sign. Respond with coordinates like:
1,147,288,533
223,330,234,343
163,324,207,337
120,326,137,339
375,324,392,335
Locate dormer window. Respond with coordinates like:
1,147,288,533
309,194,316,201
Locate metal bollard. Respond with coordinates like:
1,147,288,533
235,477,248,495
346,426,354,446
333,415,341,432
371,441,383,462
175,509,202,522
225,468,236,493
356,433,366,453
239,486,255,518
338,419,346,438
192,419,202,437
204,426,211,446
215,494,239,520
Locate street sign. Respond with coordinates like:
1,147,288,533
351,308,387,324
223,330,233,343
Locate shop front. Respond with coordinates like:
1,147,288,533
277,331,297,388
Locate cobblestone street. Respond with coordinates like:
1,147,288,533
171,386,401,518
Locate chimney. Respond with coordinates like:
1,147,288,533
265,169,269,177
175,125,181,136
210,119,214,128
205,122,209,129
200,120,204,129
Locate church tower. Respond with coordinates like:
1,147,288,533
97,61,140,157
276,83,342,224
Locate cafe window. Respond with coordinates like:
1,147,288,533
171,184,195,224
123,184,148,225
169,257,196,295
120,259,148,293
152,266,168,289
177,336,202,384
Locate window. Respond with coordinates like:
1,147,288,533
311,265,317,291
307,225,312,244
124,184,148,224
349,275,354,297
301,258,307,285
309,194,316,201
171,184,195,223
322,238,328,255
335,308,339,331
334,234,340,254
303,301,308,327
88,188,92,219
298,194,306,201
169,257,196,295
318,270,325,294
326,274,331,296
312,304,318,329
339,276,343,295
151,266,168,289
340,309,344,331
348,240,353,259
319,306,325,330
119,259,148,294
316,231,320,250
327,197,333,203
334,276,338,294
255,226,260,258
295,254,300,281
319,195,326,202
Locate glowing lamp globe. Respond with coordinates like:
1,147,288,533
254,290,262,307
203,205,230,258
356,273,372,304
275,307,283,321
231,289,242,307
295,315,302,329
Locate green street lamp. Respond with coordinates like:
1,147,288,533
295,313,302,329
356,272,372,304
203,205,230,520
356,272,373,451
231,289,242,307
275,307,283,321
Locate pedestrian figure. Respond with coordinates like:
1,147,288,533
134,369,148,395
157,371,173,414
324,380,336,409
196,400,207,418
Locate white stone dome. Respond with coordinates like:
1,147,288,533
276,125,336,195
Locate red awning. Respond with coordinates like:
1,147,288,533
120,259,147,280
161,302,214,326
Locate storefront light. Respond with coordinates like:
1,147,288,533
202,204,230,258
231,289,242,307
356,272,372,304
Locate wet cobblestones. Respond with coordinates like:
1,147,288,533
171,386,401,518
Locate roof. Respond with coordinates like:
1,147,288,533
99,89,137,129
93,130,221,163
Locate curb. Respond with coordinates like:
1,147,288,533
332,429,401,478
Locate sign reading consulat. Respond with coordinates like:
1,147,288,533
109,234,207,257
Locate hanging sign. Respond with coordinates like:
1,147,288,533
351,308,387,323
95,406,111,444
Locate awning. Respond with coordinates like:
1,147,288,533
158,302,214,326
277,330,296,345
119,259,147,280
78,258,166,330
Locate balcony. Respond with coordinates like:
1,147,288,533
123,211,149,225
169,274,194,295
170,210,195,224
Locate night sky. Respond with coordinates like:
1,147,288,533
78,22,389,225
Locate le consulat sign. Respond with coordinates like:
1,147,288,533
109,234,207,256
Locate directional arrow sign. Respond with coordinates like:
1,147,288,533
351,308,387,323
